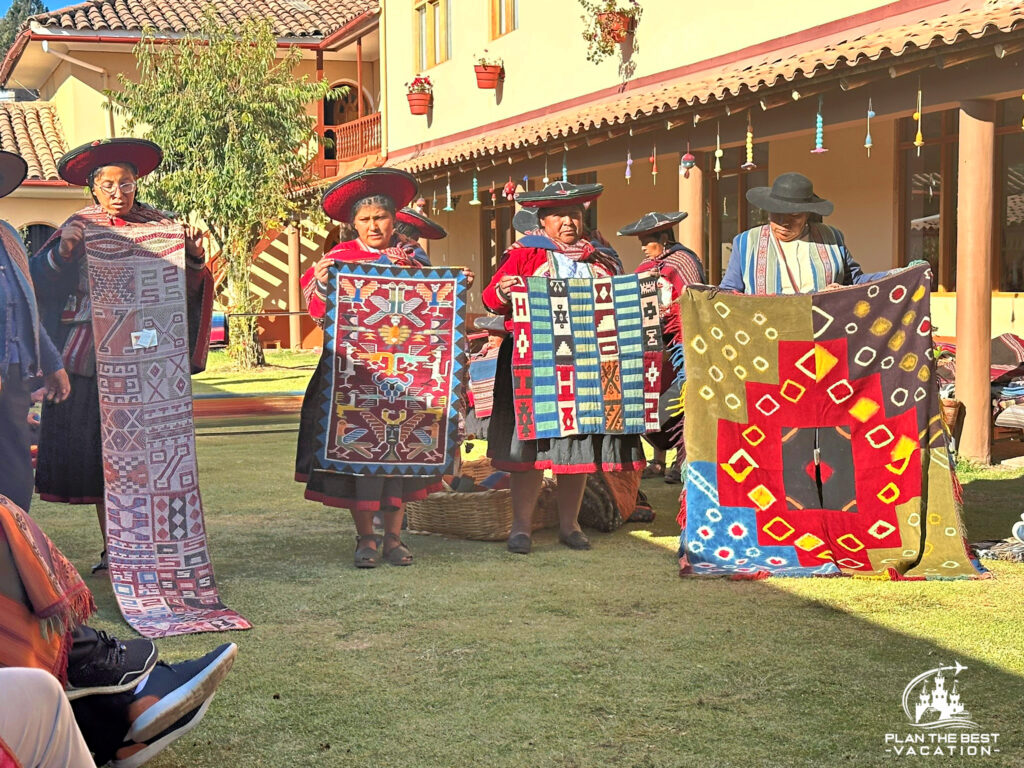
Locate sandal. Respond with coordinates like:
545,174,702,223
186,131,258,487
354,535,379,569
382,533,414,566
641,460,665,479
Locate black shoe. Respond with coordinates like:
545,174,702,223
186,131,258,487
65,629,158,701
112,696,216,768
507,532,532,554
91,550,108,573
127,643,237,743
558,530,592,550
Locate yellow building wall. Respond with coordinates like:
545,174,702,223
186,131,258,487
767,120,898,275
385,0,896,154
0,191,85,231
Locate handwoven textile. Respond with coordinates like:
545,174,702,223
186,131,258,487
86,225,251,637
678,266,987,579
469,349,498,419
313,262,467,476
509,273,662,440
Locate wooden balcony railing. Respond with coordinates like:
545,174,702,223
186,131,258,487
318,112,381,178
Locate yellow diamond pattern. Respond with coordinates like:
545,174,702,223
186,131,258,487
794,533,824,551
743,425,766,446
749,485,778,512
721,449,757,483
761,514,794,540
780,379,806,403
837,533,865,552
877,482,900,504
849,397,880,423
870,317,892,336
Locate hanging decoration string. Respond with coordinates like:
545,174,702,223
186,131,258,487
680,140,696,179
865,98,874,158
742,113,756,170
650,141,658,185
443,172,454,212
811,96,828,154
714,121,723,178
914,81,925,156
625,127,633,185
469,169,481,205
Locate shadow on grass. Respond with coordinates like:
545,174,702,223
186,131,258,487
26,430,1024,768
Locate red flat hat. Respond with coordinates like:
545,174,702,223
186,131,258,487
58,138,163,187
321,168,419,223
0,151,27,199
395,207,447,239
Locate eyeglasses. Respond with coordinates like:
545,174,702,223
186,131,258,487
95,181,137,195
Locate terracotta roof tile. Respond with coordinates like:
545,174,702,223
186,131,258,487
394,0,1024,173
0,102,68,180
31,0,378,38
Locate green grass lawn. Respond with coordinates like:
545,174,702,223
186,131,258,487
191,349,320,395
31,428,1024,768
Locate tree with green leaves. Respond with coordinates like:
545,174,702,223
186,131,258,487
0,0,46,59
115,10,339,368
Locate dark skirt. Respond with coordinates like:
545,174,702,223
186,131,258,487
35,373,104,505
295,359,442,513
487,336,647,474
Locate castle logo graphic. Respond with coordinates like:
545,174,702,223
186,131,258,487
902,661,978,730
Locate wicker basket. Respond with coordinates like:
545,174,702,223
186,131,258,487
407,478,559,541
940,398,961,430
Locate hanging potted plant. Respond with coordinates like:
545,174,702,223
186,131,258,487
578,0,642,64
406,75,433,115
474,51,505,89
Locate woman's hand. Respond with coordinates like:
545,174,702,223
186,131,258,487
821,283,843,292
496,275,522,300
314,256,335,286
183,225,205,259
58,220,85,261
461,268,475,288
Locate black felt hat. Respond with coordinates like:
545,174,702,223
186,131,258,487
322,168,419,223
58,138,163,187
745,172,833,216
512,208,538,234
617,211,688,238
0,151,27,199
515,180,603,209
395,207,447,239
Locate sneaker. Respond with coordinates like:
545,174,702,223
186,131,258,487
65,629,158,701
91,550,108,573
126,643,237,743
111,696,215,768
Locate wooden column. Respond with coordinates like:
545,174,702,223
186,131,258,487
356,36,364,119
677,154,705,268
316,50,325,172
287,223,302,350
954,100,996,464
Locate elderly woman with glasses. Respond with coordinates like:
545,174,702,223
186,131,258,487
31,138,212,572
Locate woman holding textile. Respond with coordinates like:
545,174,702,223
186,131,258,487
32,138,212,572
619,211,705,484
295,168,474,568
483,180,646,554
719,173,887,295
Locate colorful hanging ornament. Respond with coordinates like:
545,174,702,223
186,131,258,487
489,180,497,205
443,172,454,212
562,145,568,181
864,98,875,158
625,148,633,185
542,156,550,185
650,142,658,185
522,174,529,191
503,176,516,201
741,114,756,170
469,172,481,205
913,84,924,156
811,96,828,154
680,141,696,179
714,122,723,178
431,187,438,214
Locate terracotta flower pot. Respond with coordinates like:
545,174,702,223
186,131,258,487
597,11,634,44
406,91,432,115
474,64,504,89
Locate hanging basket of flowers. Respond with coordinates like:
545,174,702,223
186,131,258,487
578,0,642,64
406,75,433,115
474,51,505,89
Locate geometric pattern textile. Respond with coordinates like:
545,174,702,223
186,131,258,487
678,266,988,580
509,273,662,440
313,262,467,476
87,225,252,637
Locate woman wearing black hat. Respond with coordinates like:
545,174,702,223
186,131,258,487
720,172,886,295
482,181,646,554
296,168,474,568
618,211,705,483
31,138,212,572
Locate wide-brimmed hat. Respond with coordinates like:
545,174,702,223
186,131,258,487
515,180,603,209
512,208,538,234
745,172,833,216
58,138,163,187
322,168,418,223
0,151,27,199
395,207,447,239
617,211,687,238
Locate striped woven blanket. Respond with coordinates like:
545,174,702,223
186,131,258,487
509,273,662,440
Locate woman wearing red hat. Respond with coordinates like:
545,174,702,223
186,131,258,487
482,181,646,554
296,168,473,568
31,138,212,572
